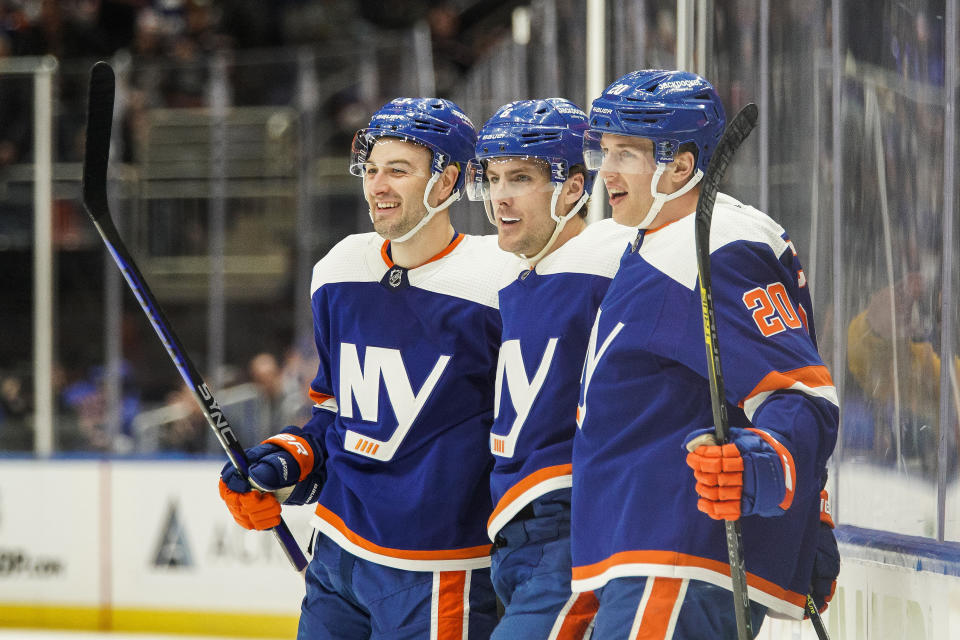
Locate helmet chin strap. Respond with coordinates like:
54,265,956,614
635,164,704,229
520,184,589,267
389,171,460,244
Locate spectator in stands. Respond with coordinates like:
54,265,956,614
157,386,208,453
0,370,31,450
59,362,141,452
847,271,959,478
247,351,311,437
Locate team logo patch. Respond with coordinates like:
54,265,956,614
380,266,409,290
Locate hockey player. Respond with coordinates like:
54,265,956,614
217,97,521,639
467,98,636,638
571,69,840,638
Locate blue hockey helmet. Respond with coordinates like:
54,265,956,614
469,98,595,265
350,98,477,242
471,98,596,196
585,69,725,173
351,97,477,194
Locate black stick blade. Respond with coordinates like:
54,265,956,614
82,61,116,222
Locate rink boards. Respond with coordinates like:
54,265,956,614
1,458,959,639
0,458,308,636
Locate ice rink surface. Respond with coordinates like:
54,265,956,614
0,632,285,640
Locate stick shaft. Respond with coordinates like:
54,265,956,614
82,61,307,572
695,103,831,640
694,103,759,640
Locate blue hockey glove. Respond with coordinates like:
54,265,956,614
809,489,839,614
684,426,796,520
218,426,325,531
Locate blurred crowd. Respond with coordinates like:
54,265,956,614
2,0,956,475
0,0,523,167
0,0,524,455
0,346,316,454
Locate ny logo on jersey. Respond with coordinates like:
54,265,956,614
339,343,450,461
577,309,624,428
491,338,559,458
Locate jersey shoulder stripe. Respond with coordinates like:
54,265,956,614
535,218,636,278
640,193,789,290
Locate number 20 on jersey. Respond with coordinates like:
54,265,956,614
742,283,808,337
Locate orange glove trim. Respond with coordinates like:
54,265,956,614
263,433,316,482
745,427,796,511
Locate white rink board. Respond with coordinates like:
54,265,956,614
0,458,314,617
108,460,313,613
0,460,103,606
3,458,960,639
756,551,960,639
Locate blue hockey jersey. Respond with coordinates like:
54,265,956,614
303,231,521,571
571,194,839,618
488,219,636,540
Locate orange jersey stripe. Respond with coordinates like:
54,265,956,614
314,504,491,561
487,464,573,529
308,388,333,405
632,578,683,640
380,233,465,269
741,365,835,406
552,591,599,640
644,213,691,236
571,549,806,609
435,571,466,640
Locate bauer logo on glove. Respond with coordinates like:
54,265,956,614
683,426,797,521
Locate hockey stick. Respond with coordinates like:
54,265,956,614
81,61,308,573
805,593,831,639
695,102,831,640
694,102,758,640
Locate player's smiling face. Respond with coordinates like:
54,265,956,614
485,157,557,256
363,138,433,240
597,134,658,226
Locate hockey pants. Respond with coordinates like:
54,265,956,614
298,533,497,639
590,575,767,639
490,489,598,639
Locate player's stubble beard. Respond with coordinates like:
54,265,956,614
500,213,555,258
372,200,428,241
